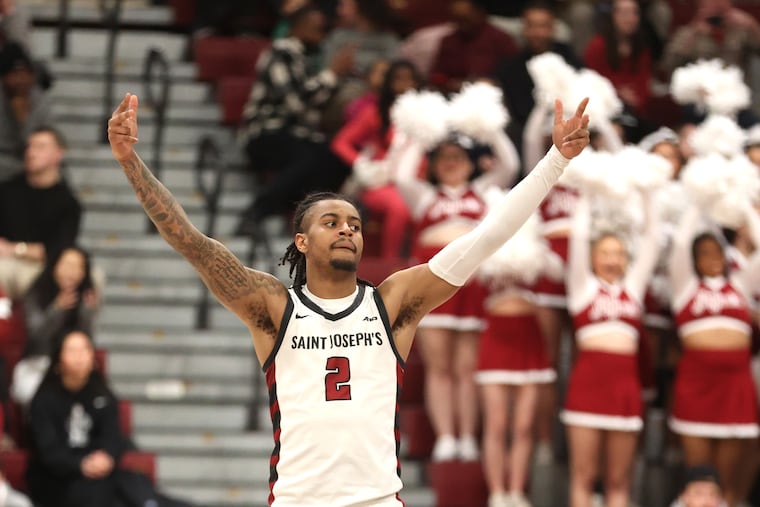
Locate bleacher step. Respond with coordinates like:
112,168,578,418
134,401,248,431
32,28,187,61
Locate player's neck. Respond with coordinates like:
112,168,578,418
305,272,358,299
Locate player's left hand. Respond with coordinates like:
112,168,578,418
552,98,590,160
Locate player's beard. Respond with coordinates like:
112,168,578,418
330,258,357,272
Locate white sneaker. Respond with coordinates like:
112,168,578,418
458,434,480,461
508,492,532,507
488,492,511,507
431,434,458,462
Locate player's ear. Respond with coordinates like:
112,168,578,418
295,232,308,253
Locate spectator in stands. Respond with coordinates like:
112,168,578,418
428,0,518,94
673,465,725,507
0,0,31,54
661,0,760,79
0,43,54,180
584,0,655,120
342,58,388,122
0,126,82,301
26,328,124,507
494,0,581,171
11,246,98,407
270,0,310,39
331,59,421,259
235,5,355,237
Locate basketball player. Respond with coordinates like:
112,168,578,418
107,92,590,507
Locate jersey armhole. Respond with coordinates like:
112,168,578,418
372,289,406,368
262,292,295,372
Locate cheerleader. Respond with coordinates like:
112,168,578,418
668,202,760,506
562,191,661,507
393,112,519,461
475,210,556,507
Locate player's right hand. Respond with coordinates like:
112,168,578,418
108,93,139,162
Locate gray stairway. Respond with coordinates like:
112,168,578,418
30,15,434,507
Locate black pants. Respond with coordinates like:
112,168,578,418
242,132,349,222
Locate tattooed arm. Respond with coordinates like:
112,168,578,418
108,94,287,361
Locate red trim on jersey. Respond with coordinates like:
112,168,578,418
266,362,280,506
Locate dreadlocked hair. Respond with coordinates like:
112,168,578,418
279,192,359,287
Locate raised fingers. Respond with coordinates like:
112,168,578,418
115,93,131,114
553,99,564,125
574,97,589,119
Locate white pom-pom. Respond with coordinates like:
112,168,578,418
690,115,747,157
566,69,622,125
680,153,759,227
527,52,577,106
390,90,450,150
478,188,553,285
746,124,760,147
670,59,750,116
655,181,690,226
447,82,509,143
615,145,673,190
591,192,644,247
562,149,626,198
705,65,751,116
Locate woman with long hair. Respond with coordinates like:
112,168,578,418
668,203,760,506
562,191,661,507
11,246,98,406
26,328,122,507
331,59,423,258
393,107,519,460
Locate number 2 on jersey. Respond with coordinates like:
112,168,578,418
325,356,352,401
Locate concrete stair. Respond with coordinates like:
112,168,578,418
31,20,435,506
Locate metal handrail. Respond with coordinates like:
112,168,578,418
141,48,171,233
99,0,123,144
55,0,71,58
193,136,228,330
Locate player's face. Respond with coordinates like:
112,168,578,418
681,481,723,507
299,199,363,272
432,143,473,187
591,235,628,283
695,237,726,278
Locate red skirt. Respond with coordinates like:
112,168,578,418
532,236,568,309
670,348,759,438
562,350,643,431
414,245,486,331
475,314,555,385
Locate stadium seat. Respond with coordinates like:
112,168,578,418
95,348,108,378
194,36,270,83
427,460,489,507
120,451,157,483
399,344,424,405
217,75,255,127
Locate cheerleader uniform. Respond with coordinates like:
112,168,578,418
411,186,489,331
668,206,760,438
475,287,556,385
532,185,579,309
560,195,661,431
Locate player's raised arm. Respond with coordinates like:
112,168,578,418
382,98,590,328
107,93,287,330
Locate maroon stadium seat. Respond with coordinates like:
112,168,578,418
427,461,489,507
217,75,255,127
194,36,270,83
400,406,434,459
356,257,409,286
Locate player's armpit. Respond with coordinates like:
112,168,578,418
379,264,459,330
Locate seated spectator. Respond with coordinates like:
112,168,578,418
235,5,354,236
26,329,195,507
270,0,310,39
26,329,124,507
429,0,518,94
661,0,760,79
0,404,32,507
672,465,726,507
584,0,654,121
494,0,581,171
343,58,388,122
11,247,98,407
0,127,81,301
0,44,54,180
331,59,421,258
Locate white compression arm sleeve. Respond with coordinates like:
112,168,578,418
428,145,570,286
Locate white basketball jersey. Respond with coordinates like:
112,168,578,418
263,283,405,507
